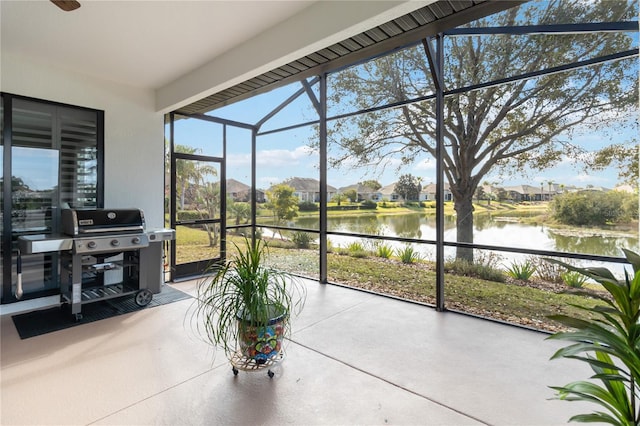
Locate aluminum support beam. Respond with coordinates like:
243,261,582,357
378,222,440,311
255,77,320,130
424,34,446,312
319,74,328,284
445,21,638,36
169,112,177,280
251,129,257,248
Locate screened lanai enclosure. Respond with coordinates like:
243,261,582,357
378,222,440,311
166,0,639,332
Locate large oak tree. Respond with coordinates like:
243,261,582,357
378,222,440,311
326,0,638,261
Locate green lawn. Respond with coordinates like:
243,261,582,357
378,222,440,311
260,243,605,333
174,223,607,333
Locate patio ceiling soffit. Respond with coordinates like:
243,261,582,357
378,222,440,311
174,0,525,117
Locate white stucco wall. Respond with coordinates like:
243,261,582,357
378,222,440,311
0,52,165,229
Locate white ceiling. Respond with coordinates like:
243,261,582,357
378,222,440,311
0,0,317,90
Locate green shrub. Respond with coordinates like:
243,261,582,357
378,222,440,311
561,271,588,288
396,245,420,264
360,200,377,210
506,261,536,281
621,191,639,221
264,238,296,249
327,205,360,211
376,244,393,259
445,258,505,282
177,210,202,221
298,201,318,212
475,250,504,270
527,255,564,283
326,239,335,253
291,231,313,249
347,241,367,258
551,190,637,226
380,201,396,208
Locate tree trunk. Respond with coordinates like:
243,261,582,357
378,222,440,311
206,224,215,247
180,182,186,210
205,223,219,247
454,195,475,262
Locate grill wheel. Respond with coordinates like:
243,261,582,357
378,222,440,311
134,289,153,307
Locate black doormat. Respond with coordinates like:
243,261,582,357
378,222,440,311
11,285,192,339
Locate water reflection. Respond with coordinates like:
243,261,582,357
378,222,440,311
386,214,423,239
549,230,637,257
292,212,639,256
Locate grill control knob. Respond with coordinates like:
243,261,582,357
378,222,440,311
110,239,120,247
87,241,97,249
132,237,141,244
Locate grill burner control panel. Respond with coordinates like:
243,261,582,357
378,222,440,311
73,234,150,254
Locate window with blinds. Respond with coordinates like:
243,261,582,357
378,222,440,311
1,94,103,302
59,109,99,209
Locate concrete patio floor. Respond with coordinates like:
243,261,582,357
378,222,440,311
1,278,594,425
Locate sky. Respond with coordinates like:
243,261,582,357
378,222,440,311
174,74,637,192
173,1,638,193
10,147,58,191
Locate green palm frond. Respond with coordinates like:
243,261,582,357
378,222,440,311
545,250,640,425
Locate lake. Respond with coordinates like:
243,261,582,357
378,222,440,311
289,212,639,267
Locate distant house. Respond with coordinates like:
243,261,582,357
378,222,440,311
276,177,337,203
226,179,250,201
379,181,454,202
420,183,453,202
226,179,265,202
379,182,402,201
339,183,382,201
502,184,549,202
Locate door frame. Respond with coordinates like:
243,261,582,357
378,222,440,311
170,151,226,279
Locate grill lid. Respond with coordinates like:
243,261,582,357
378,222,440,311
62,209,145,236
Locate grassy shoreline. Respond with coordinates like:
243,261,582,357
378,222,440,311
260,244,607,333
176,201,635,333
182,233,613,333
256,200,637,236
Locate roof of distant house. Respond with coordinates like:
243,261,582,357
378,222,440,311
339,183,380,193
379,182,397,195
421,183,451,193
226,178,250,193
279,177,337,192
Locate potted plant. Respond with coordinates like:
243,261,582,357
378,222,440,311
545,248,640,425
192,237,306,376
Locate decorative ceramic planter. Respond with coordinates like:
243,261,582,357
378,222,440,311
237,312,287,364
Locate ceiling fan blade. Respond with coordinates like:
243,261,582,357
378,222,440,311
50,0,81,12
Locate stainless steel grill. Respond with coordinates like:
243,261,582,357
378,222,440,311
18,208,175,321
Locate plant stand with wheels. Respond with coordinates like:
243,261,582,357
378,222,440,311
230,349,285,378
